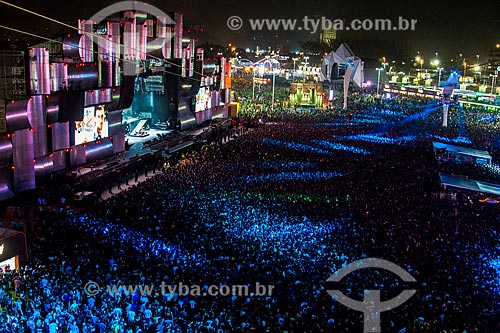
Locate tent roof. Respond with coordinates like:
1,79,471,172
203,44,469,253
440,173,500,196
335,43,355,59
433,142,491,160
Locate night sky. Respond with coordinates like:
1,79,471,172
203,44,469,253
0,0,499,63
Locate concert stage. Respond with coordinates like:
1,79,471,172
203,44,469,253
126,128,173,145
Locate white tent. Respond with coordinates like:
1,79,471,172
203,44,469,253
321,43,364,87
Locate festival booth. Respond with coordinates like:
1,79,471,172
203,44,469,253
0,228,28,272
433,142,492,164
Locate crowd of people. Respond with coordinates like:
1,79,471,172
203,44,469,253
463,103,499,158
1,90,500,332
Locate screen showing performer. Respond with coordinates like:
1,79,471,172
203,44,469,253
75,105,108,144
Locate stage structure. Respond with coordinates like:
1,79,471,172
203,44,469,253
343,60,355,110
321,43,364,110
321,43,364,88
0,9,231,200
0,228,28,271
289,83,323,107
441,71,460,127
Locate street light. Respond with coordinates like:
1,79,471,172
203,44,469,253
252,66,256,100
474,65,481,83
292,57,298,81
437,66,443,88
376,68,383,95
415,56,423,79
491,71,498,95
463,60,467,82
301,56,310,83
430,59,440,87
381,56,388,70
271,68,276,111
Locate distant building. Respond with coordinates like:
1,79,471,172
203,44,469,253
319,28,337,44
0,50,26,134
289,82,323,107
487,43,500,73
0,50,26,101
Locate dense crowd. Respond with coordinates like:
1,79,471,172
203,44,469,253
1,91,500,333
463,103,500,158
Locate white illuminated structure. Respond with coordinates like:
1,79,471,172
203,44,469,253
321,43,364,88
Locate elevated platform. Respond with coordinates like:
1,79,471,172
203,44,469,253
433,141,491,164
168,140,195,154
130,119,150,137
440,173,500,196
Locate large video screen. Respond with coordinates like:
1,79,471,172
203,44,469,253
195,87,211,112
75,105,108,145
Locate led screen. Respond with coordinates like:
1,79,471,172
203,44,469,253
75,105,108,144
195,87,211,112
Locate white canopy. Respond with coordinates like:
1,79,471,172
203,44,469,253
321,43,364,87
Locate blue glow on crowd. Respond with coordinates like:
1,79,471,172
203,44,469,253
242,171,346,183
432,135,473,145
67,215,207,267
378,109,404,117
316,122,359,127
488,257,500,287
5,89,500,332
338,134,417,145
227,161,318,170
483,163,500,176
262,138,332,154
311,140,372,155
